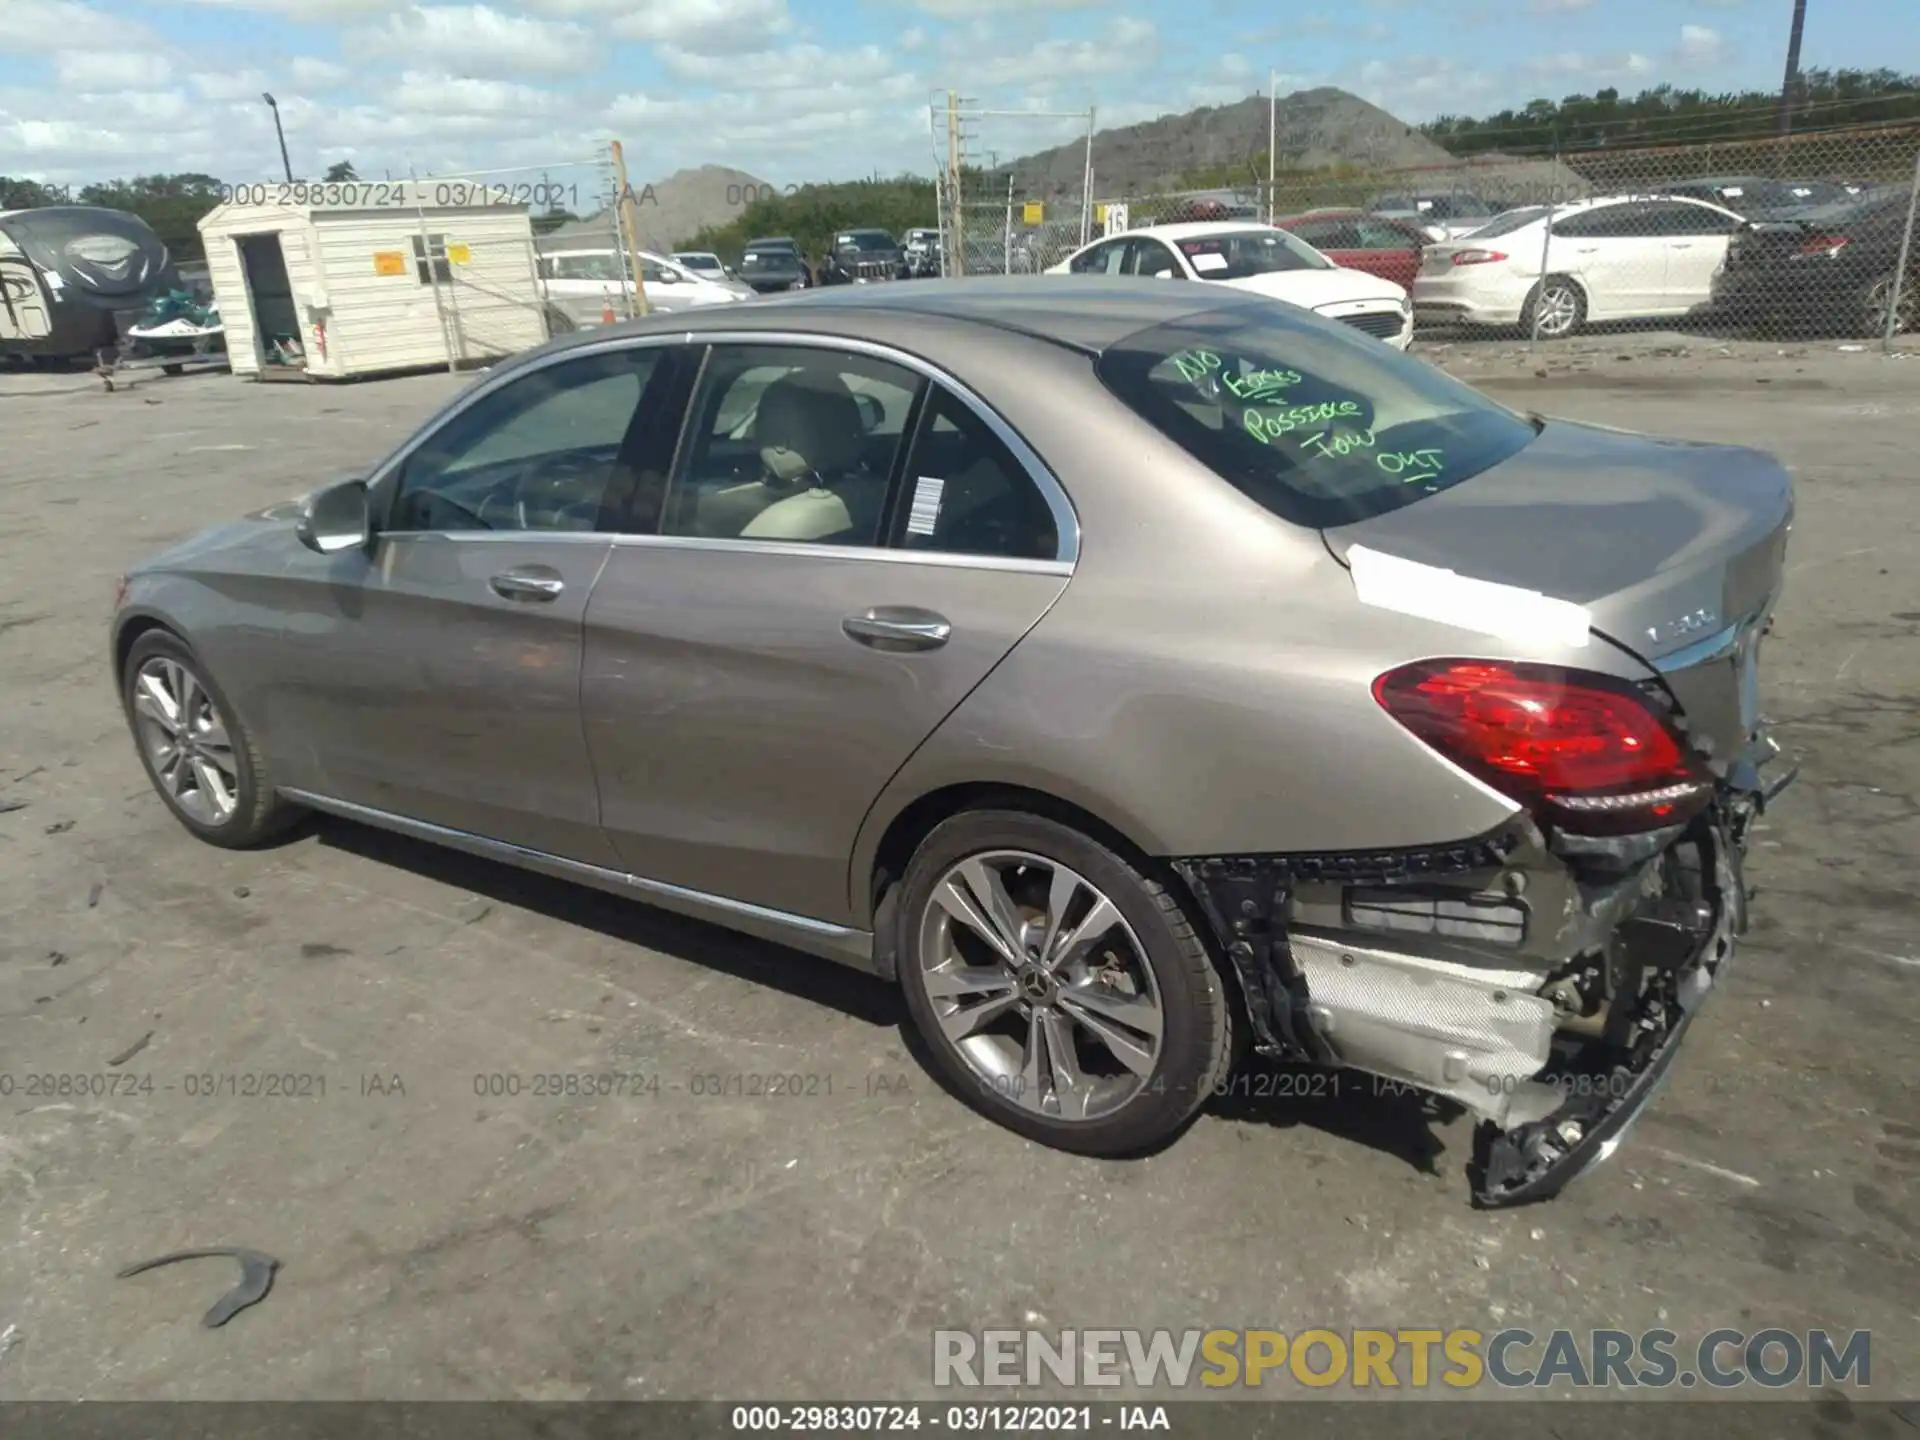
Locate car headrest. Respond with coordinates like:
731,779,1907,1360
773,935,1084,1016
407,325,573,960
755,370,864,482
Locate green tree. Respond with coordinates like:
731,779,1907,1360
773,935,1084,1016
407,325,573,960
678,174,942,262
76,173,226,261
0,176,68,208
323,160,360,182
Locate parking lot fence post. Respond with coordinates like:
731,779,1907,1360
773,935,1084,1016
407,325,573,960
1080,107,1096,247
408,164,457,375
1529,133,1561,351
1004,176,1014,276
1885,145,1920,353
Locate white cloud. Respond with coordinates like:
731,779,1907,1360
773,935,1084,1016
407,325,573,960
909,0,1099,12
175,0,398,15
603,0,793,51
966,16,1156,86
900,26,928,50
290,57,352,88
11,0,150,50
345,5,597,76
656,42,898,89
1678,23,1724,61
190,69,273,103
55,51,172,89
393,71,561,116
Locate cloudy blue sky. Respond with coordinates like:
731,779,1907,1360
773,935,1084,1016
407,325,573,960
2,0,1911,190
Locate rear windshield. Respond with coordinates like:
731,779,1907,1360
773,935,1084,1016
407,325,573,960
1095,306,1538,528
841,232,898,250
741,249,795,267
1459,206,1547,238
1177,228,1329,279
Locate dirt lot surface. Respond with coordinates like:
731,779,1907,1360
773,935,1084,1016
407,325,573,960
0,334,1916,1403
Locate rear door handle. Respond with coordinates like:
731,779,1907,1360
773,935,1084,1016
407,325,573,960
489,567,565,602
843,607,951,652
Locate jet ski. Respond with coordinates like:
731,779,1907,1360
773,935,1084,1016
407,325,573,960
124,285,225,360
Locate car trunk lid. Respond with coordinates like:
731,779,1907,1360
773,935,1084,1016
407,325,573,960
1322,417,1793,766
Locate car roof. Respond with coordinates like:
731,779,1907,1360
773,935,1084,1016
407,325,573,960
1108,220,1283,242
503,275,1264,374
745,236,798,246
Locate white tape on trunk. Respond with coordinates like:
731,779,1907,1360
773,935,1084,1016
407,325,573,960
1346,544,1591,649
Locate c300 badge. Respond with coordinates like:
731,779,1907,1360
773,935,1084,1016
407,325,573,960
1648,608,1718,646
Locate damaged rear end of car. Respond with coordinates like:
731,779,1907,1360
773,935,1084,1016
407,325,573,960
1095,301,1797,1205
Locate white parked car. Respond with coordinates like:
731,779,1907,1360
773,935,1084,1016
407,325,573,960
673,250,734,283
1048,222,1413,350
535,248,752,329
1411,194,1747,339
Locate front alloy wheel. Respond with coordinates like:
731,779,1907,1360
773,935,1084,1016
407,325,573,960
122,629,298,847
918,850,1164,1122
896,810,1234,1155
1864,272,1916,337
131,655,240,825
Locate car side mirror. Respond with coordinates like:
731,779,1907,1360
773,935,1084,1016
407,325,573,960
296,478,371,554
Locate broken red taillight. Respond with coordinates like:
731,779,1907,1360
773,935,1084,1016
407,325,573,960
1795,233,1850,258
1372,659,1713,836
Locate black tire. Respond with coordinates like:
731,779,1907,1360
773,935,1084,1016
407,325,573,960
121,629,301,848
895,809,1234,1156
162,363,185,376
1521,275,1587,339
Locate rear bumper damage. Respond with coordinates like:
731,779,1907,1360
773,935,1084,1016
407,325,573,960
1172,739,1796,1208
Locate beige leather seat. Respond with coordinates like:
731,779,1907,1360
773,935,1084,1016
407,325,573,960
738,372,888,543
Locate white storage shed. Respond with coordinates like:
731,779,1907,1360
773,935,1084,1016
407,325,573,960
196,181,552,380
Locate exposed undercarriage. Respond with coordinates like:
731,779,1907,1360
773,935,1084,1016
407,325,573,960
1172,730,1797,1207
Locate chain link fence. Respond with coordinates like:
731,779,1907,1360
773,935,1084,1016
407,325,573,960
1088,122,1920,348
933,97,1095,279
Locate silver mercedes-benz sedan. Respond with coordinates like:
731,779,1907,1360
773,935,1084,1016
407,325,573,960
112,277,1796,1205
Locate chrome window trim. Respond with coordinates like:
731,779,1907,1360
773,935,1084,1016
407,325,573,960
368,328,1082,568
373,528,1073,576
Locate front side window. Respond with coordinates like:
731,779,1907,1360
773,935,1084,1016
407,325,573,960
1174,229,1329,280
1070,240,1126,275
548,253,622,282
663,344,924,547
1094,306,1538,529
1128,240,1181,278
389,348,662,533
892,387,1059,562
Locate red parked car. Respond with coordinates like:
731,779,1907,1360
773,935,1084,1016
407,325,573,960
1272,209,1430,292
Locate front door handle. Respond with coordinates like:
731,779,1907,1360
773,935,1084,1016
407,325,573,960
489,567,565,602
843,607,951,652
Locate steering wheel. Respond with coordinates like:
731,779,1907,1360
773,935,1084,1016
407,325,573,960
476,452,610,530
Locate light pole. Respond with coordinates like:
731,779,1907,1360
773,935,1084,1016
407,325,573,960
262,93,293,183
1776,0,1808,137
1267,69,1277,223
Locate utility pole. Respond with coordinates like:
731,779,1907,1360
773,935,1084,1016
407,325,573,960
609,139,650,318
1776,0,1808,137
1268,69,1277,223
947,91,964,278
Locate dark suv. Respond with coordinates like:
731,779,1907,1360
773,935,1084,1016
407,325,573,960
737,237,813,293
820,229,908,284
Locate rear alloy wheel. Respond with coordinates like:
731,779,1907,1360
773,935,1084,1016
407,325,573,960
123,630,298,848
896,811,1233,1155
1863,272,1916,338
1523,277,1586,339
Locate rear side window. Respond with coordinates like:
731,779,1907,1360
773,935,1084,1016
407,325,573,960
1094,306,1538,529
891,387,1059,562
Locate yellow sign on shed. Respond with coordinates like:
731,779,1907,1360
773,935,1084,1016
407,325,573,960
1021,201,1044,225
372,250,407,276
445,242,472,264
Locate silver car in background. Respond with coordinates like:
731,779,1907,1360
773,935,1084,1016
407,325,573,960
111,278,1795,1205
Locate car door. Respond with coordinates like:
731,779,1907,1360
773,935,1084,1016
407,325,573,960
267,341,690,865
1125,237,1185,279
580,337,1074,926
1649,200,1741,312
1065,238,1128,275
1352,216,1426,291
1549,202,1665,319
